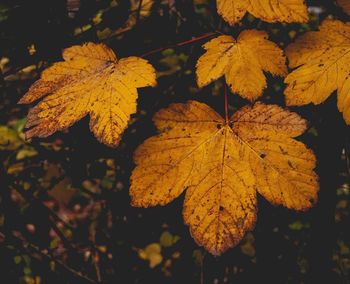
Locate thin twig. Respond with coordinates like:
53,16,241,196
200,251,206,284
10,176,74,230
93,250,102,283
0,231,95,284
140,32,219,57
10,182,76,252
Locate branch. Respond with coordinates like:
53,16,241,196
136,0,143,23
10,181,77,252
0,231,96,284
140,32,219,57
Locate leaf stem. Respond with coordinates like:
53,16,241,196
136,0,143,23
224,83,229,123
140,32,218,57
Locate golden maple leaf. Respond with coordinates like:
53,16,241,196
285,19,350,124
337,0,350,15
196,31,287,100
216,0,309,25
130,100,318,255
19,42,156,147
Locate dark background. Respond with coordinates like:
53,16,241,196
0,0,349,283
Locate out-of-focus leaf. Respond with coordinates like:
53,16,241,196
289,220,305,230
98,0,155,40
48,179,77,206
192,249,204,266
240,233,255,257
157,52,188,78
160,231,180,247
138,243,163,268
7,162,24,175
4,65,37,81
14,255,22,264
0,4,9,22
0,126,23,150
16,146,38,160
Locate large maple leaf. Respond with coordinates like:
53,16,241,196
216,0,309,26
285,19,350,124
130,101,318,255
19,42,157,147
196,31,287,100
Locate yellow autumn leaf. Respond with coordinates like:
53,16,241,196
196,31,287,100
284,19,350,124
19,42,156,147
216,0,309,25
130,101,318,255
337,0,350,15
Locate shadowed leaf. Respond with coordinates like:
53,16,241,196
285,19,350,124
19,42,157,147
